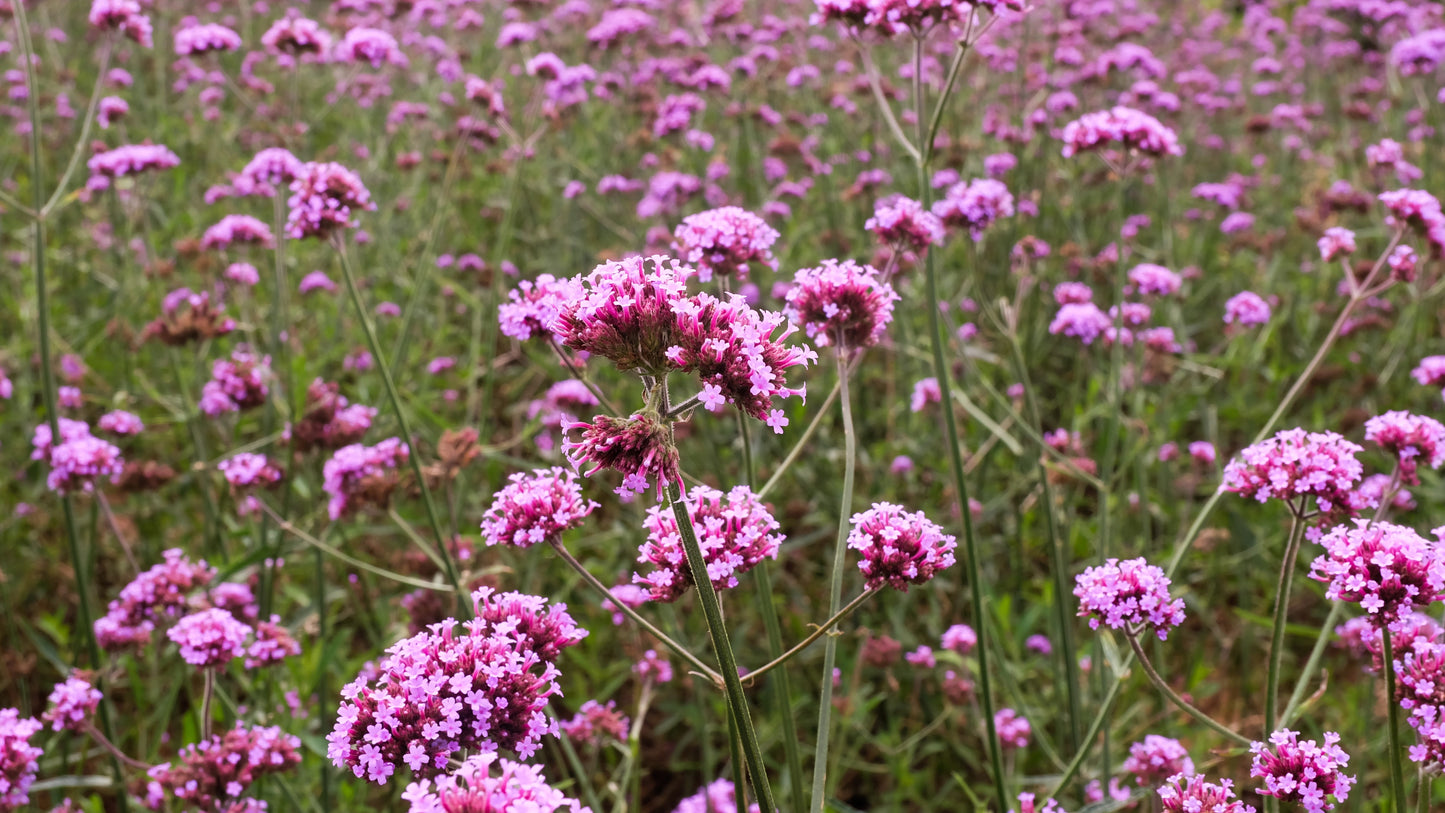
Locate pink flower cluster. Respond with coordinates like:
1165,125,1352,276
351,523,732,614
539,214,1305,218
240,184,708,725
555,256,815,429
86,143,179,179
1310,520,1445,627
400,752,586,813
847,502,957,591
994,707,1031,749
1378,189,1445,255
559,699,629,745
1059,106,1184,159
322,438,409,519
89,0,152,47
1220,428,1366,516
812,0,1022,34
866,195,944,252
199,348,272,416
41,420,124,495
167,607,252,668
671,206,780,282
565,412,680,499
201,214,274,250
634,484,783,602
1157,774,1255,813
293,379,376,452
1364,410,1445,484
94,549,216,651
1073,557,1186,639
286,161,376,240
145,724,302,812
218,453,283,490
1127,263,1183,296
672,779,760,813
1223,291,1271,326
480,468,598,548
499,274,585,343
335,27,407,68
932,179,1015,240
784,258,898,353
528,380,599,454
239,147,305,196
0,709,42,811
260,16,331,57
328,588,585,784
97,410,143,435
1317,227,1356,262
173,22,242,56
1049,303,1112,345
1249,729,1354,812
245,618,301,668
941,623,977,655
43,676,102,733
1123,735,1194,786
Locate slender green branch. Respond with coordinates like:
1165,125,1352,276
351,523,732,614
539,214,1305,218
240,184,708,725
1046,659,1127,799
332,238,465,608
757,364,849,500
1279,600,1343,729
666,480,775,811
546,538,722,686
1264,512,1306,735
745,588,879,688
256,500,453,591
1384,631,1409,813
1126,634,1250,746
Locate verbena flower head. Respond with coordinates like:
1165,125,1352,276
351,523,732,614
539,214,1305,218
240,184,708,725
1049,303,1112,345
1074,557,1185,640
1060,106,1183,159
471,587,588,665
671,207,780,282
260,16,331,57
142,288,236,345
239,147,304,195
293,379,376,452
286,161,376,240
173,22,242,56
565,412,679,499
1249,730,1354,812
46,432,124,494
89,0,152,47
1123,735,1194,786
1158,774,1255,813
784,259,898,353
848,502,957,591
87,143,179,181
95,548,216,651
1310,520,1445,627
1013,793,1067,813
0,709,42,812
97,410,143,435
217,453,283,490
1378,189,1445,255
43,676,101,733
1412,355,1445,388
400,752,587,813
481,468,598,548
199,348,272,416
558,699,629,746
245,618,301,668
994,708,1031,749
1223,291,1271,326
145,724,301,811
1221,429,1366,516
1127,263,1182,296
866,195,944,252
671,779,759,813
322,438,409,519
1317,227,1356,262
932,179,1015,240
499,274,585,343
328,589,583,784
335,27,407,69
634,485,783,602
811,0,1023,34
201,214,274,251
167,607,251,668
941,623,977,655
1364,410,1445,485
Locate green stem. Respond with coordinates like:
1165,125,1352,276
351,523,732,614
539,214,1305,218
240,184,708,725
1045,661,1127,799
1264,512,1306,735
1126,634,1250,746
810,350,856,812
745,589,879,688
1278,601,1344,729
547,538,722,685
1383,631,1409,813
757,368,848,501
1418,766,1432,813
313,544,332,810
332,238,465,610
667,480,775,812
551,709,605,813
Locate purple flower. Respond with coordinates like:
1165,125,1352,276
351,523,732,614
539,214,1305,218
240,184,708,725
1053,282,1093,305
245,618,301,668
1310,520,1445,627
86,143,179,181
1364,410,1445,484
1127,263,1182,296
145,724,301,810
1378,188,1445,255
994,708,1031,749
298,270,337,295
866,195,944,252
286,162,376,240
1411,355,1445,388
97,95,128,128
46,430,124,494
479,468,597,548
167,608,250,668
1158,774,1255,813
217,453,283,491
910,377,941,413
173,22,242,56
932,179,1015,240
201,214,274,251
199,348,271,416
260,16,331,57
1049,302,1112,345
1220,212,1256,234
634,649,673,683
239,147,304,195
1221,428,1365,516
1074,557,1186,639
43,676,102,733
1249,729,1354,812
89,0,152,47
634,485,782,602
400,752,586,813
784,258,898,353
94,549,216,652
1223,291,1271,326
565,412,679,499
322,438,409,520
558,699,629,746
499,274,584,343
671,207,780,282
1123,735,1194,786
334,28,407,69
941,624,976,655
1060,106,1183,159
1317,227,1356,262
0,709,43,811
848,502,956,591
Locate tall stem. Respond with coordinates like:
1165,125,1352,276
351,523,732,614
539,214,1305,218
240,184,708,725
810,351,856,812
332,239,465,611
1264,511,1306,735
667,481,775,812
1383,630,1409,813
1126,635,1250,746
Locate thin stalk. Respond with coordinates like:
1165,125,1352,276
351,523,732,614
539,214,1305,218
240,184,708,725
667,480,775,812
1264,512,1307,735
256,500,453,591
917,147,1006,813
810,351,856,812
745,589,880,687
1383,631,1409,813
1045,662,1127,799
200,669,215,740
332,239,465,608
552,710,605,813
757,369,848,500
727,709,748,813
547,538,722,685
1418,767,1431,813
313,544,332,810
1126,634,1250,746
15,4,128,806
1279,601,1344,729
550,337,619,415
